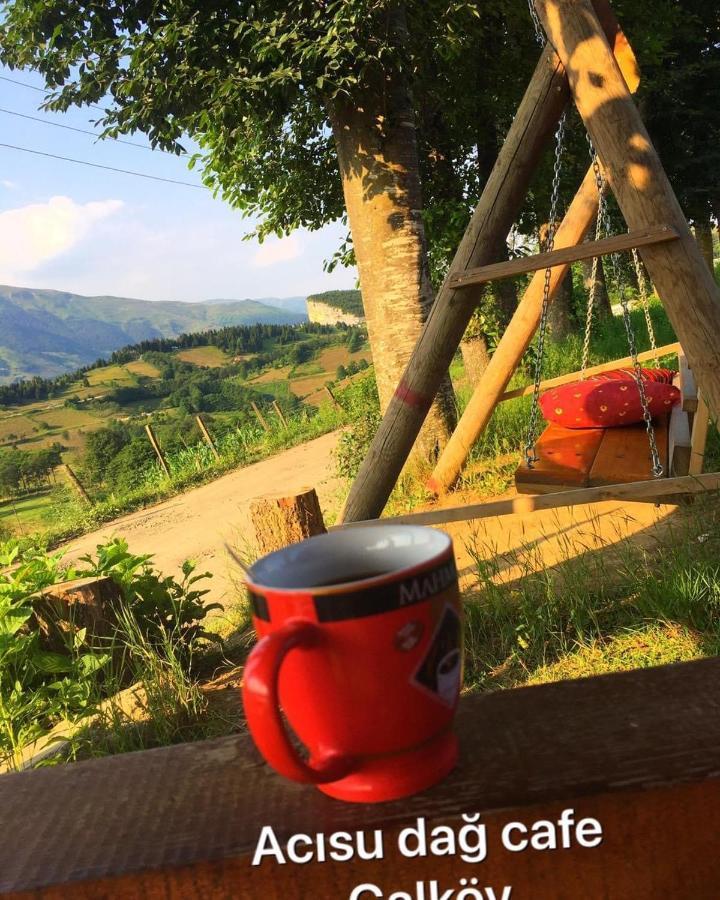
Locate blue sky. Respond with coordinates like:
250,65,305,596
0,66,357,302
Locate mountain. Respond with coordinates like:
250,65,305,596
204,295,308,315
0,285,307,383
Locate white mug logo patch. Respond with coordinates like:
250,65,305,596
412,604,462,706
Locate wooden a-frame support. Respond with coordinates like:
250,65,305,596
339,0,720,522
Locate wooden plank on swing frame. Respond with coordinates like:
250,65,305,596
448,226,679,289
669,376,692,476
338,471,720,530
589,416,670,487
499,342,681,403
689,394,711,476
679,352,699,413
515,423,604,493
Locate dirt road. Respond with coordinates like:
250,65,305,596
62,425,680,611
62,431,346,608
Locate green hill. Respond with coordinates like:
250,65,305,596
0,285,307,383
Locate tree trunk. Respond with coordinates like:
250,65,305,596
581,254,613,318
460,333,491,386
327,8,456,462
694,220,715,274
546,271,574,341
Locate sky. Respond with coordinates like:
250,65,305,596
0,66,358,303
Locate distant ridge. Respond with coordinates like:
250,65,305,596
0,285,307,383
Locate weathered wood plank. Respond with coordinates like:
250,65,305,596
449,225,677,288
515,423,604,492
341,471,720,530
679,352,698,413
589,416,669,486
689,394,710,476
2,659,720,898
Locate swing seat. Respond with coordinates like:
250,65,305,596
515,416,670,495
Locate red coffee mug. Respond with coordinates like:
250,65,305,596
242,524,463,803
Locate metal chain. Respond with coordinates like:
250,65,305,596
581,154,607,375
524,112,567,468
586,139,663,478
632,247,658,363
527,0,545,45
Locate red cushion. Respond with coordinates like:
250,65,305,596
540,368,680,428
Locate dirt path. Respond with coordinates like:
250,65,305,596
62,431,346,608
62,426,682,610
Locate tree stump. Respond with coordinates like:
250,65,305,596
34,576,122,652
249,488,327,558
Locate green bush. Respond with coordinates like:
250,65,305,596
334,372,381,479
0,537,217,769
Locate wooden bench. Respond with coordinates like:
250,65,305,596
1,658,720,898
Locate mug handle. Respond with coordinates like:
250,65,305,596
242,619,356,784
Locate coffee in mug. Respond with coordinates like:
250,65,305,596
242,524,463,803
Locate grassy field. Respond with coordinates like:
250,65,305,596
125,359,161,377
176,346,231,367
0,414,38,443
0,490,54,533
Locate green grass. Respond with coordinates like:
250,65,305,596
461,496,720,693
0,490,54,531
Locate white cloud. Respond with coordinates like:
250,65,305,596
0,195,123,277
1,180,18,190
252,234,302,268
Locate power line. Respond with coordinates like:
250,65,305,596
0,141,206,189
0,105,176,153
0,78,188,156
0,73,106,112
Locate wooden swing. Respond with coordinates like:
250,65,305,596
512,151,711,496
338,0,720,527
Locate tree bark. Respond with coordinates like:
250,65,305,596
249,489,327,558
539,224,574,341
460,332,491,386
327,8,456,461
694,220,715,274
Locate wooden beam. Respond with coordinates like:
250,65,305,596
689,394,710,476
498,341,681,403
449,225,678,288
427,165,603,494
339,5,641,523
3,658,720,897
144,423,170,478
679,352,698,413
536,0,720,430
340,472,720,530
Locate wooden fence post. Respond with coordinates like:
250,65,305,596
249,488,326,557
144,424,170,478
61,464,91,505
271,400,288,428
325,385,341,410
250,401,270,433
195,415,220,461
